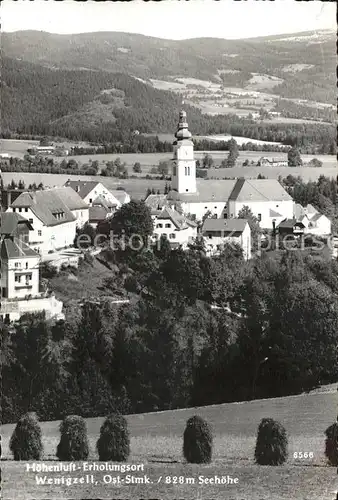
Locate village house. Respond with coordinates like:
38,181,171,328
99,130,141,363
152,207,198,249
7,189,79,255
64,180,127,207
202,218,251,260
276,218,306,238
294,203,331,236
49,186,89,227
0,212,64,322
257,157,288,167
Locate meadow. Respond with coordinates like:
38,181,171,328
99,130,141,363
1,386,337,499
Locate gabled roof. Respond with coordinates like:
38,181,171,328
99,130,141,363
156,207,197,229
277,218,305,229
145,194,168,210
64,180,100,199
110,190,129,204
0,237,39,260
167,180,237,203
202,218,248,234
89,206,109,222
51,186,89,210
92,195,117,209
311,213,325,222
11,190,76,227
306,204,318,214
228,178,292,202
0,212,33,235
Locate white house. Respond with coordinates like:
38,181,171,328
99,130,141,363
50,186,89,228
0,212,64,322
202,218,252,260
152,207,198,249
294,203,332,236
7,190,78,255
226,178,294,230
64,180,124,208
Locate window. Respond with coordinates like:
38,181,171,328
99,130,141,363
15,275,21,282
13,208,16,212
89,198,93,203
29,219,33,224
173,166,177,176
26,273,32,280
19,208,22,212
169,233,176,239
25,208,28,212
15,262,20,268
185,167,187,175
187,166,190,175
165,223,171,228
258,214,262,222
156,223,163,228
25,262,28,269
38,230,42,236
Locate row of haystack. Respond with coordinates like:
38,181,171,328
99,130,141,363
9,413,338,466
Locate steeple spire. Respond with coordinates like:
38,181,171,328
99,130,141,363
175,110,192,140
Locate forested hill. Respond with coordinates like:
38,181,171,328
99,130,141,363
2,29,335,103
1,57,335,151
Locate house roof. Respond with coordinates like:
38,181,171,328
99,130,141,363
306,204,318,214
92,195,117,209
64,180,100,199
145,194,168,210
156,207,197,229
110,190,129,204
11,190,76,227
0,236,38,260
89,206,109,222
51,186,89,210
228,178,292,202
0,212,33,235
167,180,237,203
202,218,248,234
277,218,305,229
311,213,324,222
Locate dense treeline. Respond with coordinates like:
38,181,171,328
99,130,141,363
1,57,335,153
2,199,338,423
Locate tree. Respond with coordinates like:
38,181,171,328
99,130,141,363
133,162,142,173
287,147,303,167
109,200,153,250
237,205,261,250
202,154,214,169
226,139,239,168
158,161,169,176
308,158,323,168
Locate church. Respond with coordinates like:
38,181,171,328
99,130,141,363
146,109,294,230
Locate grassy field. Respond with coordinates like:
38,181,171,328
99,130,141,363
1,387,337,499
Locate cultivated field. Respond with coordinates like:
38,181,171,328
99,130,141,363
1,387,337,499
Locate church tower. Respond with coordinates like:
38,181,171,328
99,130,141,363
171,110,196,194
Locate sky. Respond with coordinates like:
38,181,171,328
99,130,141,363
1,0,335,40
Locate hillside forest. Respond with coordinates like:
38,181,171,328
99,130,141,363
2,179,338,423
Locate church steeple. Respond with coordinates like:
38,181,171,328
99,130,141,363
171,110,196,194
175,110,192,141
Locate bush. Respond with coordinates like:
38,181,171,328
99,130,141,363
324,422,338,466
183,415,213,464
56,415,89,461
9,412,43,460
96,413,130,461
254,418,288,465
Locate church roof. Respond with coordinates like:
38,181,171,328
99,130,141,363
174,109,192,141
167,180,237,203
228,178,292,202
